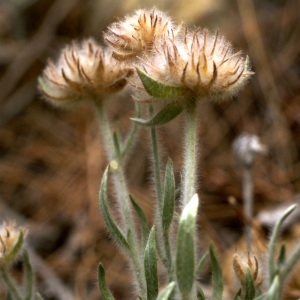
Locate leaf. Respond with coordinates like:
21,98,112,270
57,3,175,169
195,251,209,276
244,267,256,300
209,243,223,300
196,285,205,300
113,131,121,159
265,275,280,300
36,293,44,300
130,195,150,249
176,194,199,299
157,282,175,300
233,289,242,300
99,167,130,251
268,204,296,281
136,67,189,98
98,264,116,300
23,250,33,300
162,158,175,230
131,102,184,126
144,226,158,300
277,244,286,266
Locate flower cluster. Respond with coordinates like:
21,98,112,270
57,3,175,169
103,8,253,104
38,39,133,107
0,221,25,267
104,7,180,60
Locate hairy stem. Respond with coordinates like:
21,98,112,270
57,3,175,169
243,166,253,251
149,105,173,275
182,104,198,206
94,100,146,297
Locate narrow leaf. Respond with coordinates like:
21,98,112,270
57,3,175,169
113,132,121,159
209,243,223,300
130,195,150,249
244,267,256,300
98,264,116,300
23,250,33,300
176,194,199,299
144,226,158,300
131,102,184,126
157,282,175,300
233,289,242,300
36,293,44,300
196,285,205,300
266,275,280,300
136,67,189,98
268,204,296,282
99,167,130,251
162,158,175,230
195,251,209,276
277,244,286,266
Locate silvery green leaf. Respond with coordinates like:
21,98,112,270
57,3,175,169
162,158,175,230
136,67,189,98
266,275,280,300
245,267,256,300
144,226,158,300
99,167,130,251
157,282,175,300
176,194,199,299
209,243,223,300
131,102,184,126
268,204,296,281
98,264,116,300
130,195,150,249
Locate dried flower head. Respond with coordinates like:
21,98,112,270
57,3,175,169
233,252,263,289
233,133,268,167
136,28,253,103
38,38,133,107
104,7,181,61
0,221,26,267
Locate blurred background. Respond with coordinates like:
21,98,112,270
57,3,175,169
0,0,299,299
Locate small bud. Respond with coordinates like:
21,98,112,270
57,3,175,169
104,7,181,61
233,133,268,167
134,28,253,103
38,38,133,107
233,252,262,288
0,221,26,267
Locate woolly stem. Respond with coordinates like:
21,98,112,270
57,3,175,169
182,103,198,206
94,100,146,297
243,166,253,251
149,105,173,275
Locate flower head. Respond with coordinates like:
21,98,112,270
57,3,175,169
135,28,253,103
233,133,268,167
0,221,26,267
38,38,133,107
233,252,263,289
104,7,181,61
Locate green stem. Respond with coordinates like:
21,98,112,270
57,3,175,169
182,104,198,206
149,105,173,275
0,268,22,300
94,100,146,298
